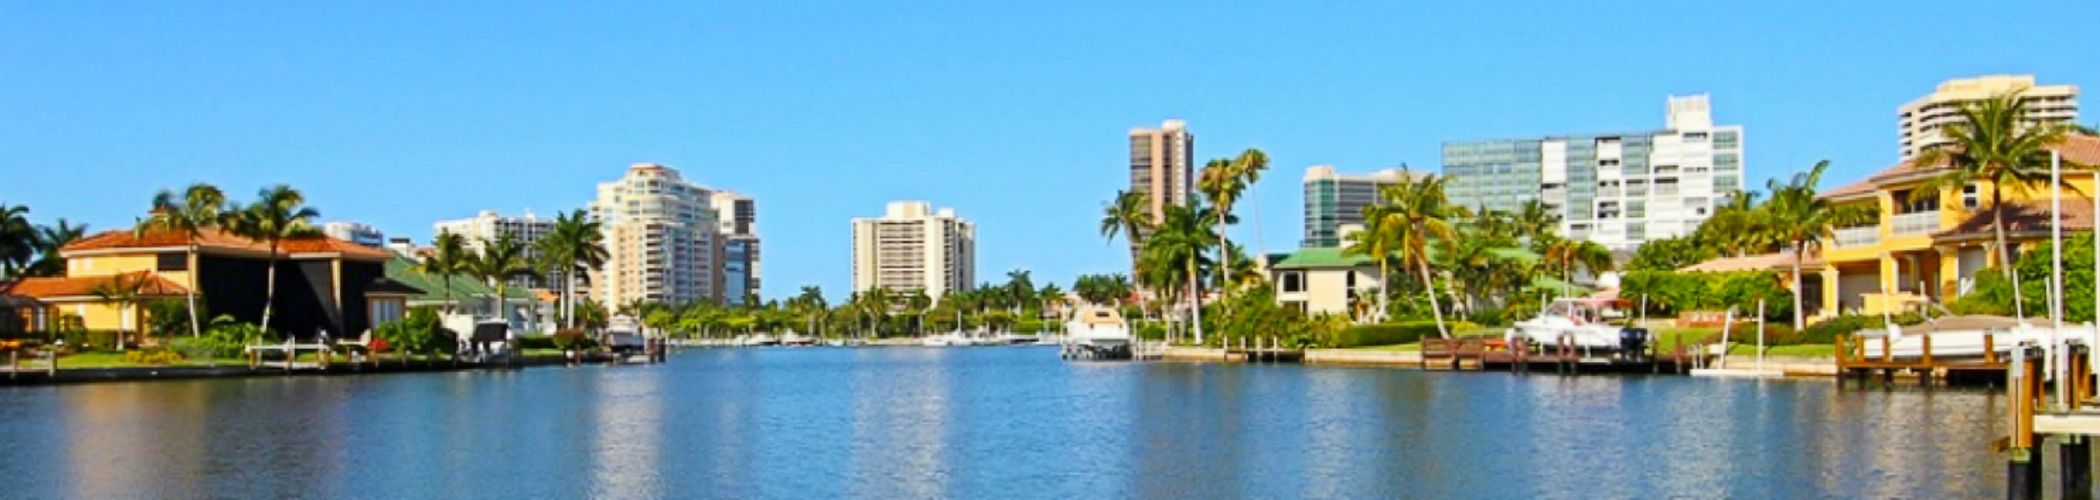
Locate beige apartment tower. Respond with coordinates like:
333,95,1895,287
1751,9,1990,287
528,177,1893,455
1899,75,2079,159
1127,119,1195,258
850,201,975,301
589,164,721,308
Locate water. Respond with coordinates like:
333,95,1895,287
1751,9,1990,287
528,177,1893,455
0,348,2020,499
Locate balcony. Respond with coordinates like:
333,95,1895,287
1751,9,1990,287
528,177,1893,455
1833,226,1880,248
1891,212,1939,237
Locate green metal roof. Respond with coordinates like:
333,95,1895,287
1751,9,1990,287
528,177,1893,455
383,253,536,303
1266,247,1376,270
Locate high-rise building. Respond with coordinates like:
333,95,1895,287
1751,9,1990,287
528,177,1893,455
433,210,557,289
1899,75,2079,159
1128,119,1195,255
321,222,385,247
590,164,721,307
712,191,761,306
850,201,975,301
1442,94,1744,251
1301,166,1414,248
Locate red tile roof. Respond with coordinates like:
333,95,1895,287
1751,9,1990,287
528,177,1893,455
62,227,390,261
1934,198,2098,241
0,271,189,300
1820,134,2100,200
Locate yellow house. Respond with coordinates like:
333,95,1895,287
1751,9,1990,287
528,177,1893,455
1704,135,2100,321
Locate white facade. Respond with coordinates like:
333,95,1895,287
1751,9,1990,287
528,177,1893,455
321,222,384,247
590,164,721,307
1899,75,2079,159
432,210,558,289
850,201,975,301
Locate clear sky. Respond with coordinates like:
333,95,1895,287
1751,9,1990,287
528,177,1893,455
4,2,2096,302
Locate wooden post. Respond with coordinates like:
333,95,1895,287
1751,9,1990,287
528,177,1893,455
1880,336,1892,364
2010,346,2043,500
1986,333,1998,365
1920,334,1933,385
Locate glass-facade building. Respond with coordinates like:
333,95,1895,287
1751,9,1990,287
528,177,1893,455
1302,166,1412,248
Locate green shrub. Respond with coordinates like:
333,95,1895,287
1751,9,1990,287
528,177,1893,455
1330,321,1445,348
1465,309,1509,327
123,349,183,365
518,335,558,350
551,329,595,350
146,299,195,339
61,330,122,350
374,307,454,355
1134,322,1166,341
168,337,221,361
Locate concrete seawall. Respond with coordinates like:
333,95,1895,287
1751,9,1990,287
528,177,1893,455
1161,346,1837,377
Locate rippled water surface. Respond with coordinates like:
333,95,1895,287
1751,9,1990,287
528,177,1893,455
0,348,2020,499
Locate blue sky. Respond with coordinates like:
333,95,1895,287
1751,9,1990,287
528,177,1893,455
4,2,2096,302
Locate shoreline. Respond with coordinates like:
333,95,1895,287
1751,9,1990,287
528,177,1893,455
1160,346,1840,377
0,353,636,387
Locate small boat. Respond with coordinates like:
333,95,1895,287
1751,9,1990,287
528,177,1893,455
1062,304,1132,360
993,332,1042,345
781,332,818,347
921,332,961,347
1505,298,1647,354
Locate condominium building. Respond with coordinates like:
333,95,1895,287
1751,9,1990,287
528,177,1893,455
590,164,721,307
1301,166,1414,248
850,201,975,301
712,191,761,306
432,210,557,289
1128,120,1195,253
1442,94,1745,251
1899,75,2079,159
322,222,385,247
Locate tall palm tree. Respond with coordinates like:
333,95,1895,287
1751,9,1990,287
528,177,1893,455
1343,206,1400,323
1769,161,1876,329
27,219,87,278
90,273,151,351
1695,191,1772,258
907,289,932,335
796,285,827,336
419,231,469,314
1199,158,1246,292
1541,235,1614,298
1232,148,1271,257
0,203,34,278
465,231,534,325
1100,189,1154,280
1912,90,2092,288
225,185,319,334
1004,269,1035,315
1373,172,1461,338
1514,199,1559,243
138,183,227,337
537,209,608,328
1141,203,1216,344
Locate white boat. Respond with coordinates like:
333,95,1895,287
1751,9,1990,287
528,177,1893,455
1855,315,2087,360
1062,304,1132,359
994,332,1042,345
921,331,973,347
1505,298,1645,352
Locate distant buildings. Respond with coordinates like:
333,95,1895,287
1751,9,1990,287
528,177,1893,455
1128,120,1195,254
590,164,722,307
433,210,556,289
322,222,385,247
1300,166,1413,248
851,201,975,301
1442,94,1745,251
1899,75,2079,159
712,191,761,306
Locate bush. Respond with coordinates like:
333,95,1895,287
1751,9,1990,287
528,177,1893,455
374,307,455,355
518,335,558,350
1465,309,1509,327
1330,321,1445,348
147,299,195,339
1620,269,1794,321
199,317,278,358
123,349,183,365
61,330,122,350
1134,322,1166,341
551,329,595,350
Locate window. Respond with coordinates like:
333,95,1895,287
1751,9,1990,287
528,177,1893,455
1280,272,1305,293
156,252,188,271
1963,184,1980,209
1684,132,1709,142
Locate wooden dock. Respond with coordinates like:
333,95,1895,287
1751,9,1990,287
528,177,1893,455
1834,332,2009,386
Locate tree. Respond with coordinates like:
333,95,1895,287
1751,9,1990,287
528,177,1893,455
137,183,228,337
225,185,319,335
27,219,87,278
0,203,32,278
1003,269,1035,314
1514,199,1559,242
1541,235,1614,298
91,273,151,351
419,231,470,315
1343,206,1399,323
537,209,608,328
1769,160,1876,329
1626,236,1713,272
1694,191,1774,258
1911,90,2092,318
1372,172,1461,338
1100,189,1154,280
466,231,535,326
1140,203,1216,343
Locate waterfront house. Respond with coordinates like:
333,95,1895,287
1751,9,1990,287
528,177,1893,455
1684,135,2100,320
0,227,415,341
1265,247,1378,317
382,250,549,335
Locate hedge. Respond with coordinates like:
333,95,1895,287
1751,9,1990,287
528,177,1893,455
1330,321,1445,348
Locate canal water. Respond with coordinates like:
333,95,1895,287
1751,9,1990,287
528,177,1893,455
0,348,2020,499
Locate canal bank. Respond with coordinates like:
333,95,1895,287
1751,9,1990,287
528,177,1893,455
1161,346,1841,377
0,352,650,386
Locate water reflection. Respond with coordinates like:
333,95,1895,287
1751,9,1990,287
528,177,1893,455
590,367,665,499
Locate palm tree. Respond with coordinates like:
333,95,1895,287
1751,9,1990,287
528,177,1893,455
465,231,534,325
1912,90,2092,289
1373,172,1461,338
1694,191,1773,258
795,285,827,335
1343,206,1400,323
137,183,227,337
1004,269,1035,314
907,289,932,335
1541,235,1614,298
1770,161,1876,329
1514,199,1559,243
0,203,34,278
1100,189,1154,279
27,219,86,278
90,273,151,351
1141,203,1216,344
225,185,320,334
537,209,608,328
419,231,470,314
1199,158,1246,292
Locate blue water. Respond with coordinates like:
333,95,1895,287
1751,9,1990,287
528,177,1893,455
0,348,2018,499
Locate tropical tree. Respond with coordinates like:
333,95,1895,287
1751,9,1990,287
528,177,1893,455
907,289,932,335
225,185,320,334
1343,206,1399,323
1769,160,1876,329
90,273,151,351
1514,199,1559,242
1100,189,1154,279
1693,190,1774,258
27,219,87,278
0,203,32,278
1541,235,1614,298
1004,269,1036,314
1140,203,1216,343
1911,90,2092,294
466,231,535,325
537,209,608,328
1371,172,1461,338
138,183,228,337
419,231,471,314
